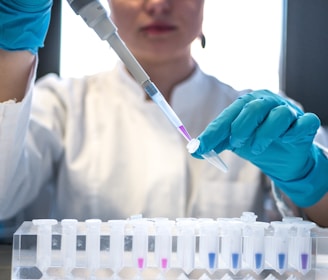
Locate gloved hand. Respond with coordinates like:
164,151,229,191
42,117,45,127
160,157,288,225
0,0,53,54
192,90,328,207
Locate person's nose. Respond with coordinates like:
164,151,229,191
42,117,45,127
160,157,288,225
144,0,172,15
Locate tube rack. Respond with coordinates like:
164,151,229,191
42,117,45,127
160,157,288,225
11,212,328,279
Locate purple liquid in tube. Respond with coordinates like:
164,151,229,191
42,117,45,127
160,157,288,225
178,125,192,141
301,253,309,270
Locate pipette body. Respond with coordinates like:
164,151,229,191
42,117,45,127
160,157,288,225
67,0,228,172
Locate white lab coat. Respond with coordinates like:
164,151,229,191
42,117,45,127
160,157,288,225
0,60,276,238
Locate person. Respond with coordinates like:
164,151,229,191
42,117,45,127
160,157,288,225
0,0,328,242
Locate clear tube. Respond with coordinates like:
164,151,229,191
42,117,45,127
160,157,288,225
199,220,219,272
85,219,102,271
154,218,174,272
242,221,269,274
267,221,291,274
176,218,196,274
218,219,243,274
286,220,316,275
61,219,78,272
131,219,149,271
108,220,126,273
187,138,228,172
32,219,58,273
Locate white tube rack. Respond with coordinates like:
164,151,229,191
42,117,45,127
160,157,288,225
11,213,328,279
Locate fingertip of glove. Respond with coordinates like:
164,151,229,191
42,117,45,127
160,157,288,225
307,112,321,127
297,113,321,134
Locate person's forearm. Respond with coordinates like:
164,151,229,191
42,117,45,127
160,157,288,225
0,49,35,102
304,193,328,227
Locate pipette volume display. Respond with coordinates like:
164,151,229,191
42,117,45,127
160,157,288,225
67,0,228,172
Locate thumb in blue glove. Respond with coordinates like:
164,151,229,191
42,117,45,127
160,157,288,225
192,90,328,207
0,0,53,54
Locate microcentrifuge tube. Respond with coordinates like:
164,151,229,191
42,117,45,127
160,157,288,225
218,219,243,274
86,219,102,271
176,219,196,274
108,220,126,273
199,220,219,272
32,219,58,273
187,138,228,173
267,221,291,275
242,221,269,274
61,219,78,272
131,219,149,271
288,220,315,275
154,219,174,272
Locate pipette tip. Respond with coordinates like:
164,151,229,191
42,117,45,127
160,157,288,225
187,139,228,173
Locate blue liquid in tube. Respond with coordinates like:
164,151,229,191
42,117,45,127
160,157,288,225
208,252,216,269
255,253,263,269
278,253,286,270
232,253,240,269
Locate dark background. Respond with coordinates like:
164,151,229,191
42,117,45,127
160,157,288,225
39,0,328,125
281,0,328,125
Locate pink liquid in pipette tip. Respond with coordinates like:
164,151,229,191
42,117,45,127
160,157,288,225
178,125,192,141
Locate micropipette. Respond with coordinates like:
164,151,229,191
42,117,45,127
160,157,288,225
67,0,228,172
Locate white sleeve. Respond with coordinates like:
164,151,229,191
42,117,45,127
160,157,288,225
0,59,38,219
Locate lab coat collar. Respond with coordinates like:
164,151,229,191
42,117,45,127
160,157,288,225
115,60,204,100
171,63,204,96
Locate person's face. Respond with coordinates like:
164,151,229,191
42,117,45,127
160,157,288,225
108,0,204,62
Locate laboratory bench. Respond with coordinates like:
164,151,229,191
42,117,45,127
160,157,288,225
0,244,12,280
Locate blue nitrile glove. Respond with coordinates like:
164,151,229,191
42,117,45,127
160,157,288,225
193,90,328,207
0,0,52,54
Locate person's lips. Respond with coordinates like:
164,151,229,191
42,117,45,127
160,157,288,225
140,23,177,35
